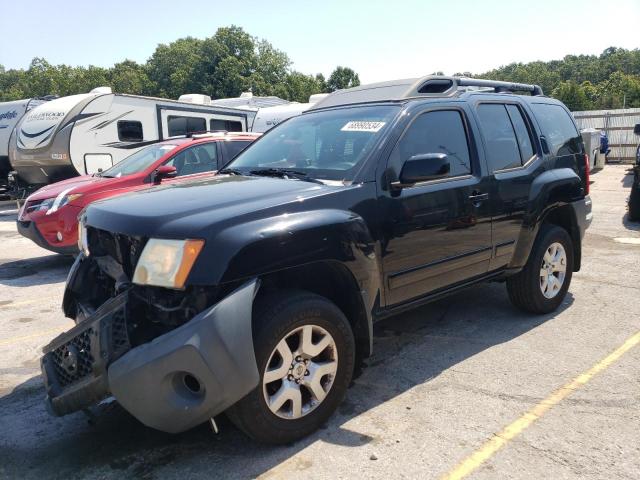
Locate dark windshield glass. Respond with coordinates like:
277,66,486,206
226,105,399,181
101,144,179,177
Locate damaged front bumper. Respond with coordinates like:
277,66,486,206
42,257,260,433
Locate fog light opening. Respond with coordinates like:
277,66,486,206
183,373,202,394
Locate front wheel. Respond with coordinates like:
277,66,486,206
226,291,355,444
507,225,574,314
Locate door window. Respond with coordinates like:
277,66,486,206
390,110,471,178
506,104,535,162
476,104,522,171
165,143,218,176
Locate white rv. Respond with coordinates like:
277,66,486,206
8,88,253,193
0,96,54,190
251,94,329,133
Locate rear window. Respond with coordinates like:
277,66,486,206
168,116,206,136
211,119,243,132
530,103,581,156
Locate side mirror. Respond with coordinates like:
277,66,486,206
634,124,640,136
153,165,177,184
394,153,450,188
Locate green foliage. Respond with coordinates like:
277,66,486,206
479,47,640,110
0,26,356,104
326,67,360,91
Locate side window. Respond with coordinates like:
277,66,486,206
476,104,521,171
390,110,471,178
529,103,581,157
165,143,218,176
505,104,535,162
117,120,143,142
168,116,206,136
210,119,243,132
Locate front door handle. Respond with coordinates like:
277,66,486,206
469,191,489,206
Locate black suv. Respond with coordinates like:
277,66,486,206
42,76,592,444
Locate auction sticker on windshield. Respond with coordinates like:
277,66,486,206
341,121,386,132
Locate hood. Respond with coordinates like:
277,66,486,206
27,174,115,201
84,175,348,239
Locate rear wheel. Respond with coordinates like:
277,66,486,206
507,225,574,314
226,291,355,444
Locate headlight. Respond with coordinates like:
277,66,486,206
46,192,82,215
132,239,205,289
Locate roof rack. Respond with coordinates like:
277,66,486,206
309,76,544,111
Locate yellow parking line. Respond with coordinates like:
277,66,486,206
441,330,640,480
0,327,65,348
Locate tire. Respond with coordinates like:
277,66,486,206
628,173,640,222
226,290,355,444
507,224,574,314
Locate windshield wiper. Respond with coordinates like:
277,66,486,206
218,167,246,176
249,168,324,184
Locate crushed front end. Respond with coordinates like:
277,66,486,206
42,225,260,433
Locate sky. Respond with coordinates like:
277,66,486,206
1,0,639,84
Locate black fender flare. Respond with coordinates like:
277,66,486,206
509,168,583,269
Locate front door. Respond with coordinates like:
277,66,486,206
380,107,492,306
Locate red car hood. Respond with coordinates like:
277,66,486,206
27,175,131,201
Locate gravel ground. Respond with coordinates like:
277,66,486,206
0,165,638,480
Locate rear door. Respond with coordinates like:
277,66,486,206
380,104,493,306
473,101,543,270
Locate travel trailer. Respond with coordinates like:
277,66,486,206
8,88,253,197
251,93,330,133
0,96,55,193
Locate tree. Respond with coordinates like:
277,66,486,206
145,37,203,98
551,81,591,111
326,67,360,92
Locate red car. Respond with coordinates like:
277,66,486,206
17,132,260,254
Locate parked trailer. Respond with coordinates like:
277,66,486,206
8,88,254,198
0,96,55,193
251,94,330,133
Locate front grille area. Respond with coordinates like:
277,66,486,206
51,327,95,387
86,227,146,278
42,291,132,415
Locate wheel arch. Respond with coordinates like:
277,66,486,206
256,260,375,362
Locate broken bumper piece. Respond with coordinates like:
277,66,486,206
41,279,260,434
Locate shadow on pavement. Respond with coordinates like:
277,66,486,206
0,283,573,479
0,255,75,286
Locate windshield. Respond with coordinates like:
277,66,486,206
101,144,179,177
226,105,399,181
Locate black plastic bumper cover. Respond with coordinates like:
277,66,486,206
107,279,260,434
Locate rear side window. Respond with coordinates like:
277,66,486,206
224,140,251,162
530,103,581,156
211,119,243,132
390,110,471,177
117,120,143,142
168,116,206,136
476,104,521,171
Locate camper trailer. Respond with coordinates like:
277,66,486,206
8,88,253,197
0,96,55,194
251,93,329,133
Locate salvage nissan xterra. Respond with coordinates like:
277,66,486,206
41,76,592,444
